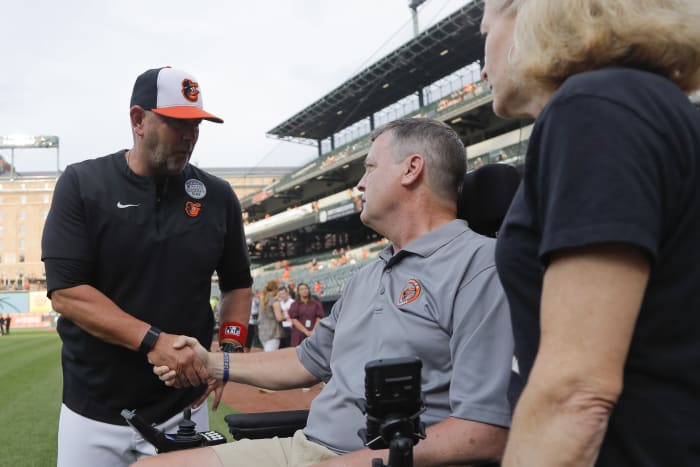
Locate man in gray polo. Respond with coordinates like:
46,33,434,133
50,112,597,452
136,117,513,467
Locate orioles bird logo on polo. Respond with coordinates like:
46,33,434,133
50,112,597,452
185,201,201,217
225,325,242,337
181,79,200,102
397,279,422,306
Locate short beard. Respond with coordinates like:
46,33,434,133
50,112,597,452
143,133,188,176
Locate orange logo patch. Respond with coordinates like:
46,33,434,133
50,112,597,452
185,201,201,217
182,79,200,102
397,279,421,306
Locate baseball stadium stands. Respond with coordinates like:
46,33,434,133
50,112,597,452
242,0,531,303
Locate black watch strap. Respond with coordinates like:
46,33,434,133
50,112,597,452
139,326,161,354
220,342,244,353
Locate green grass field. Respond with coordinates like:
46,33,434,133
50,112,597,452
0,329,236,467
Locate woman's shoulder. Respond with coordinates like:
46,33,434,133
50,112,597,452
555,67,679,107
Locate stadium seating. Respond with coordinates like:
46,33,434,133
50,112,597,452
225,163,522,448
469,139,528,172
247,148,524,300
239,80,493,213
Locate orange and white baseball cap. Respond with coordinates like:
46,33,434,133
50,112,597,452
130,66,223,123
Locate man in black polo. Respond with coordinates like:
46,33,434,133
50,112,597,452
42,67,253,467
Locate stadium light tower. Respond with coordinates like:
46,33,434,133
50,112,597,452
0,134,60,179
408,0,427,37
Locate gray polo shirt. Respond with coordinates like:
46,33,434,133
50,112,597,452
297,219,513,454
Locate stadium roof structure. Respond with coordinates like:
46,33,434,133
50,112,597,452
267,0,485,142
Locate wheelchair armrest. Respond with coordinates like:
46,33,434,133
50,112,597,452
224,410,309,440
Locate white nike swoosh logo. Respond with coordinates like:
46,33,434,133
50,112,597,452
117,202,140,208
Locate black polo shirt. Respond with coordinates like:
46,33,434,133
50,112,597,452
42,151,252,425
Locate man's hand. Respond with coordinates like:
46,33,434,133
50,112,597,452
147,333,208,387
192,378,226,410
152,335,227,408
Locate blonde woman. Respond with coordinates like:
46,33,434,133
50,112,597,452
257,281,284,352
481,0,700,465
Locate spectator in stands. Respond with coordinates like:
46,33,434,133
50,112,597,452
313,280,323,296
257,280,284,352
287,282,324,347
277,286,295,348
138,117,512,467
41,66,253,467
287,280,297,299
481,1,700,465
337,248,347,265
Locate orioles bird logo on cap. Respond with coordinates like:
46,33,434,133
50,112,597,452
397,279,422,306
185,201,201,217
181,79,200,102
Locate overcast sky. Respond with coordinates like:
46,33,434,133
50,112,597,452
1,0,473,173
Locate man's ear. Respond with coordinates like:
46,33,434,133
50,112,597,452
400,153,425,187
130,106,146,136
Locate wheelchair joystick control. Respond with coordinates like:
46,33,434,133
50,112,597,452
121,407,228,453
173,408,201,443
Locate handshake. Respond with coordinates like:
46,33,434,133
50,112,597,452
147,321,247,409
152,335,212,388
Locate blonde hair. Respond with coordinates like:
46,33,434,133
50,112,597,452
262,280,279,309
509,0,700,93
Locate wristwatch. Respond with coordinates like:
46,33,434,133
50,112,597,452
220,342,244,353
139,326,161,354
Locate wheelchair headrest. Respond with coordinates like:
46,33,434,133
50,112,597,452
457,163,521,238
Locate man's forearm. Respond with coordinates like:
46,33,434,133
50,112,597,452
53,285,209,386
414,417,507,466
206,347,319,390
219,287,252,327
315,417,507,467
50,284,150,351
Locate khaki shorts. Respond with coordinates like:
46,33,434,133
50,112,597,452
212,429,338,467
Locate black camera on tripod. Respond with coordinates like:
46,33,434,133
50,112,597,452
121,407,228,453
358,356,426,467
